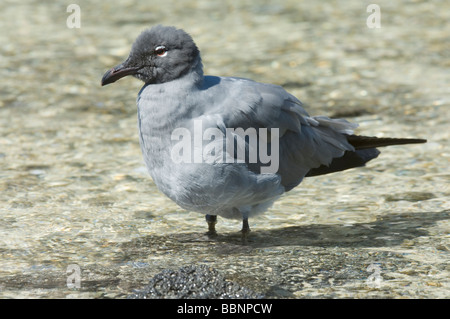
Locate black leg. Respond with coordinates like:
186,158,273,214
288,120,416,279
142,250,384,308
205,214,217,236
241,217,250,244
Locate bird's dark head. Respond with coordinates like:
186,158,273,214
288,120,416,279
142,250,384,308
101,25,201,86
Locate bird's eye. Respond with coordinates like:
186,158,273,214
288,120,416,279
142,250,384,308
155,46,168,57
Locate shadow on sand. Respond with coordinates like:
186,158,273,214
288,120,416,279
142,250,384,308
121,210,449,256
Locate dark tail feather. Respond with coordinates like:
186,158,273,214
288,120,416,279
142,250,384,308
346,135,427,150
305,135,426,177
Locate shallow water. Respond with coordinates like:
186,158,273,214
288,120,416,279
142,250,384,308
0,0,449,298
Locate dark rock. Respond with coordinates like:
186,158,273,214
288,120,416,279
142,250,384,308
128,264,263,299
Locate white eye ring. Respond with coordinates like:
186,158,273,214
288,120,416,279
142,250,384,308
155,46,168,57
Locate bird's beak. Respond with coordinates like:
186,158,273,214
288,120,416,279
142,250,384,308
101,62,141,86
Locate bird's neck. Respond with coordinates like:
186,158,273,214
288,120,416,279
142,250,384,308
137,58,206,133
181,55,204,89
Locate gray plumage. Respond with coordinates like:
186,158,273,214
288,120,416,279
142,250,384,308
102,25,426,237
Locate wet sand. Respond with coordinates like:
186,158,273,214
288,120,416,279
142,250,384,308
0,0,448,298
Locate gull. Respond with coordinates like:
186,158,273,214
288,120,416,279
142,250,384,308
102,25,426,241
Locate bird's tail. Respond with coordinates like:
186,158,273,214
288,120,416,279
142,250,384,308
305,135,426,177
345,135,427,150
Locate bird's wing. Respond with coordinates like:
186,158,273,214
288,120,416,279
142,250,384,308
204,76,358,190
